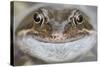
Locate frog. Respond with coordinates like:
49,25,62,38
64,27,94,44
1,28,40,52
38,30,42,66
15,4,96,65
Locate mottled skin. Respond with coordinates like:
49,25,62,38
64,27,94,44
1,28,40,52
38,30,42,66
16,7,93,43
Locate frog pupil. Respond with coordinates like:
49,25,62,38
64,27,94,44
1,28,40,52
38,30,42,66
34,13,41,22
77,15,83,22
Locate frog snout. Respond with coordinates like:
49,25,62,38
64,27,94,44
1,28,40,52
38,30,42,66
50,33,65,40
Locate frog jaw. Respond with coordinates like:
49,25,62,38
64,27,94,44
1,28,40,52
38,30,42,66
31,32,84,43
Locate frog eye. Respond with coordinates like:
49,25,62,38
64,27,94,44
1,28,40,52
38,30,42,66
33,12,44,24
75,14,83,23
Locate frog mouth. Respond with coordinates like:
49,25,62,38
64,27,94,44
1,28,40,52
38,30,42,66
30,32,86,43
16,27,94,44
25,29,95,43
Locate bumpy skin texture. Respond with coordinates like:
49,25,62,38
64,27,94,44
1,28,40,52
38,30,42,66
14,4,96,66
16,7,93,43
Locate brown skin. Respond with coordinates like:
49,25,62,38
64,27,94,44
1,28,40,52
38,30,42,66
16,7,93,43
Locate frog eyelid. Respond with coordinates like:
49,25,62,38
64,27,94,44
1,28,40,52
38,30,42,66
40,8,50,23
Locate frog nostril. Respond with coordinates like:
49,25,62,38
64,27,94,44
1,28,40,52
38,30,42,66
50,35,57,39
50,33,64,40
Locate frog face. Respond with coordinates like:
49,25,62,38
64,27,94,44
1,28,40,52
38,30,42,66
16,6,93,43
14,3,97,64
